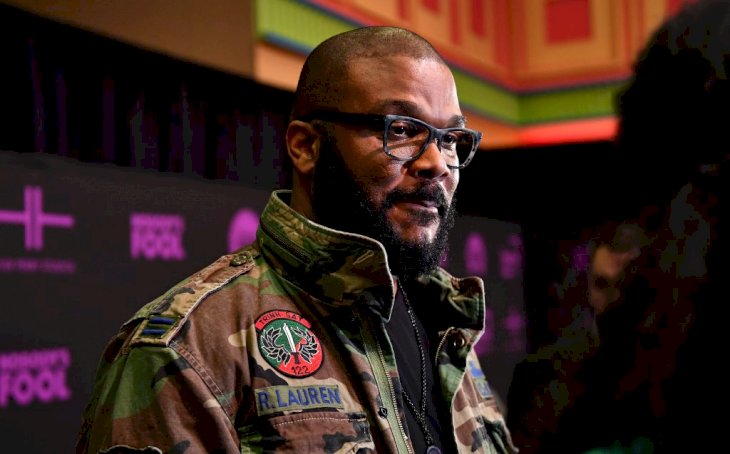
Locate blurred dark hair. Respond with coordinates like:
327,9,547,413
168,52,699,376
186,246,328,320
615,0,730,212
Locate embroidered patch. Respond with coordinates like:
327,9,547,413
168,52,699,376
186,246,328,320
468,360,493,399
140,315,179,338
255,385,344,416
255,310,323,378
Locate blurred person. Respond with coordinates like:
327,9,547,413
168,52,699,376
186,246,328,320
76,26,517,453
507,0,729,451
506,223,652,453
615,2,727,449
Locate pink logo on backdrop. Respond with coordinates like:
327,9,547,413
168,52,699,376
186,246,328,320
502,306,526,353
130,213,186,261
228,209,260,252
0,186,75,251
0,347,72,407
499,233,524,280
0,186,76,274
464,232,488,276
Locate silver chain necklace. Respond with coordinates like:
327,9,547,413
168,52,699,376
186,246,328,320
398,280,442,454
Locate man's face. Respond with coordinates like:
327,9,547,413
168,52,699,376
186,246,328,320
588,244,641,314
310,56,463,279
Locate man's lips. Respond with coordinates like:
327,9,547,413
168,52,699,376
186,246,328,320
385,185,448,216
400,199,438,208
393,198,442,214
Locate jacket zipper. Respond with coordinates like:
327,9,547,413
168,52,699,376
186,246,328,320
433,326,454,361
356,306,413,454
433,326,462,452
260,220,312,264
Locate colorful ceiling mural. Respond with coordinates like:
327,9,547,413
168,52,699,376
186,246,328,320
254,0,696,148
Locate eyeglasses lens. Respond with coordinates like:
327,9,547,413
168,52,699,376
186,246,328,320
385,118,474,167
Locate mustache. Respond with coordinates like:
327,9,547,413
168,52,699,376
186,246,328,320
383,185,449,215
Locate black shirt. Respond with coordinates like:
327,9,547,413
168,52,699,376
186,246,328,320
386,285,448,453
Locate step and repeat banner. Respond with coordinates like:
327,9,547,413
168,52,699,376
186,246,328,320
0,150,524,452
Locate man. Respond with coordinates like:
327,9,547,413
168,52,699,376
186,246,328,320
77,26,516,453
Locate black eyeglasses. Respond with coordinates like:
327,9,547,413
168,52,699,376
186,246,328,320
299,111,482,169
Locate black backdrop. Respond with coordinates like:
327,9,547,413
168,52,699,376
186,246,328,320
0,151,273,452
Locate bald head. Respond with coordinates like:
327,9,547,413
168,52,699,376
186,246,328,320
290,26,448,120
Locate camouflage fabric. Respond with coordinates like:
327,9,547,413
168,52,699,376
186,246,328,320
77,190,517,453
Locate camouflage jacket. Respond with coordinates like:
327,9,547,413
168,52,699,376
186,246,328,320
77,190,517,454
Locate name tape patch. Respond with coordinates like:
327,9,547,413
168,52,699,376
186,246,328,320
255,385,344,416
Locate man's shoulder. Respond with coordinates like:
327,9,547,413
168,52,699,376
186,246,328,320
123,247,263,350
428,266,485,294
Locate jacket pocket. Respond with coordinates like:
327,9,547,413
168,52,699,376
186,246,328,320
239,411,375,453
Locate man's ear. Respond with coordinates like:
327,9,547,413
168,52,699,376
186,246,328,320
286,120,321,176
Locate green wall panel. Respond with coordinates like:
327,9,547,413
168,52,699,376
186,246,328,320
518,83,627,124
453,70,519,124
257,0,355,50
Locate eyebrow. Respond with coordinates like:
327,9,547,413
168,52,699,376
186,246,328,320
371,100,467,127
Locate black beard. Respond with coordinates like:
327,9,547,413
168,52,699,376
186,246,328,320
311,135,456,280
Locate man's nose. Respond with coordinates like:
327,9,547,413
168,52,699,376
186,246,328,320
410,138,451,180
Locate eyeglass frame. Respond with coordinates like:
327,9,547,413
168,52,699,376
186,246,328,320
297,110,482,169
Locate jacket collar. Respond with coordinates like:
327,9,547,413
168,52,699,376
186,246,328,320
257,190,485,335
258,190,396,314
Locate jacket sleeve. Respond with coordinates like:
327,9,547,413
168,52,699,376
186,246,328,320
76,331,240,454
